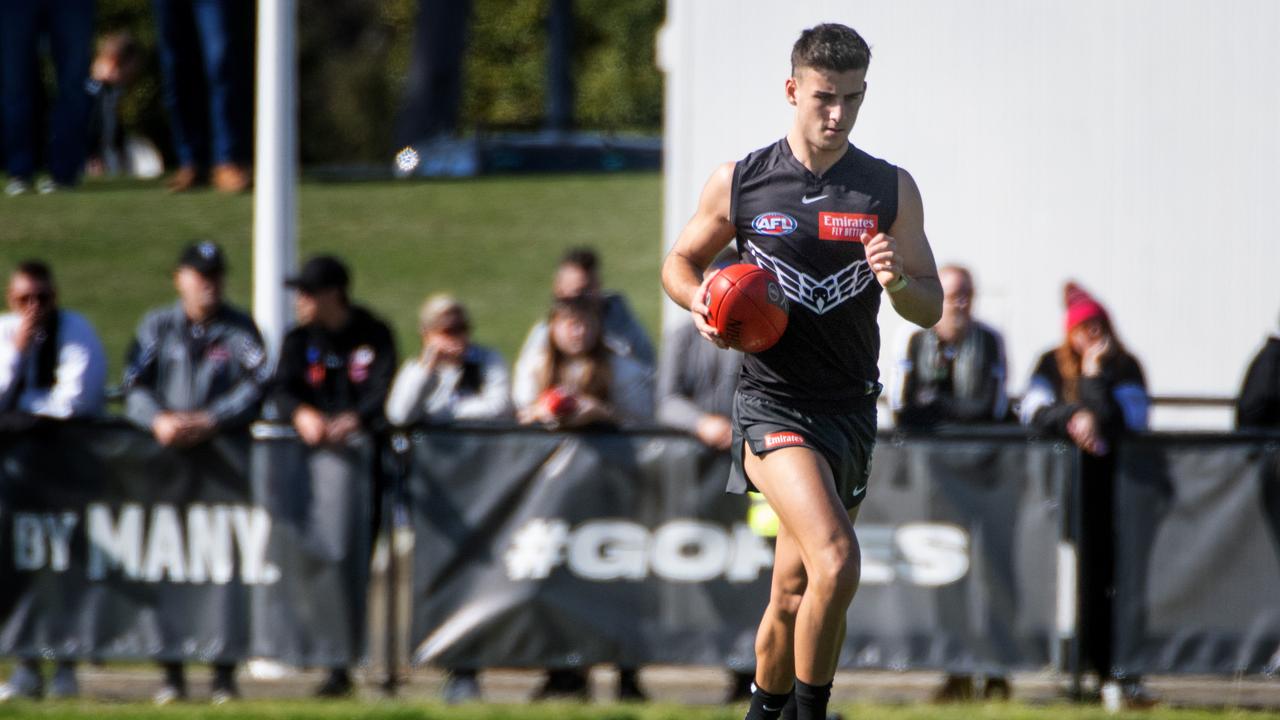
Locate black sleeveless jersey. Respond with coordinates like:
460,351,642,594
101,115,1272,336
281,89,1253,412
730,138,899,412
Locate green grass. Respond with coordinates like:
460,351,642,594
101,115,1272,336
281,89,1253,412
0,174,663,381
0,701,1276,720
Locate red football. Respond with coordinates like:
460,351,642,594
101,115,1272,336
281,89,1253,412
703,263,789,353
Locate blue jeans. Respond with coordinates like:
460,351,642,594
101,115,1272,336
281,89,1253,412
0,0,93,184
152,0,253,169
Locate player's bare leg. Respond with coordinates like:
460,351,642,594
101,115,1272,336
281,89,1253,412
743,444,860,720
753,519,806,693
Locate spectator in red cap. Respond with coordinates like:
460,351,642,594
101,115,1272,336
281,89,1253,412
1019,281,1153,709
1019,282,1148,452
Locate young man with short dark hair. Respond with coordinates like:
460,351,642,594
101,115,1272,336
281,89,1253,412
662,23,942,720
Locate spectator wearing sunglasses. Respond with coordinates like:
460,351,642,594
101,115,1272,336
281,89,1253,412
386,293,512,426
0,259,106,703
0,260,106,419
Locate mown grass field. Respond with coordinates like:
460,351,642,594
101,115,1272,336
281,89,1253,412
1,700,1279,720
0,174,664,381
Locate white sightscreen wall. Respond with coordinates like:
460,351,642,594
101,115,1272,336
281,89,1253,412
660,0,1280,429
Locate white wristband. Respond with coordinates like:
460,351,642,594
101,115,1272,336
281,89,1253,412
885,274,910,293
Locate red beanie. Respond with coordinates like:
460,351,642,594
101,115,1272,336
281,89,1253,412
1064,282,1108,333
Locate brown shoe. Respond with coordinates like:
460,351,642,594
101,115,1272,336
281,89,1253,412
931,674,976,703
212,163,251,194
166,165,206,193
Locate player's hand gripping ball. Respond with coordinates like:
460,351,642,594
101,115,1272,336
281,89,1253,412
703,264,789,353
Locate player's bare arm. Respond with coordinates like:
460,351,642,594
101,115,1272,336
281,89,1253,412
863,167,942,327
661,161,738,345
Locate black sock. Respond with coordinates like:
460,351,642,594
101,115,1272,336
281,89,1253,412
781,691,798,720
744,681,793,720
795,678,833,720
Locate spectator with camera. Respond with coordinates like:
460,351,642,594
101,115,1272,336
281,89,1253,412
0,260,106,702
514,295,652,430
0,260,107,421
513,247,654,388
386,293,511,427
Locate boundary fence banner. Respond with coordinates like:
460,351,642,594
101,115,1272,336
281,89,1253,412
0,421,371,666
407,427,1071,671
248,432,374,667
1113,435,1280,675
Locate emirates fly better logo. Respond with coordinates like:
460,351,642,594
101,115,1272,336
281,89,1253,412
763,431,805,449
818,212,878,241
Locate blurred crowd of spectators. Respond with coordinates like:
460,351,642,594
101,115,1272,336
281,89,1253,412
1,0,253,196
2,245,1277,707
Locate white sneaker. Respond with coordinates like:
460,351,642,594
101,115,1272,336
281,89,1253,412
153,683,186,706
36,178,66,195
0,664,43,701
4,178,32,197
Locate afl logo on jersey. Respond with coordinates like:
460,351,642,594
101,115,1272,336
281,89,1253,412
752,212,797,236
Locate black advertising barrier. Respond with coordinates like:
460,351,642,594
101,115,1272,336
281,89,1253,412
248,426,374,667
407,425,1073,671
846,429,1071,672
0,420,372,666
0,420,254,661
1113,434,1280,675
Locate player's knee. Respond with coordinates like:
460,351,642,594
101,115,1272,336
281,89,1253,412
770,583,805,619
808,541,861,600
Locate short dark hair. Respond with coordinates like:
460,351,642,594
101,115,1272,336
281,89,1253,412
559,247,599,276
14,260,53,286
791,23,871,76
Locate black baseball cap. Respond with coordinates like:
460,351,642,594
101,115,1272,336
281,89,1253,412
285,255,350,293
176,241,226,277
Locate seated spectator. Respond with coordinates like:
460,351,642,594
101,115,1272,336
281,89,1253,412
386,294,511,426
513,248,655,391
1019,281,1153,710
86,31,162,179
122,241,267,705
890,264,1008,428
0,260,106,419
1236,320,1280,429
274,255,396,698
514,296,653,429
0,260,105,701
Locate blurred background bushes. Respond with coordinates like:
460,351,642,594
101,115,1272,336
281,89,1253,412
92,0,664,165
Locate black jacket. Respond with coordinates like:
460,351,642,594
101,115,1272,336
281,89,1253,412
1237,337,1280,429
273,306,397,431
1020,348,1149,439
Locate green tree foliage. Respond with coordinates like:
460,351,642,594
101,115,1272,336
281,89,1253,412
83,0,663,164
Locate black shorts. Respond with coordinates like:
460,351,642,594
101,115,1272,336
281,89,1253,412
728,390,878,509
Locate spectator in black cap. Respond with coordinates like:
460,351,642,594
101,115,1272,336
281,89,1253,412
272,254,397,697
122,240,269,705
